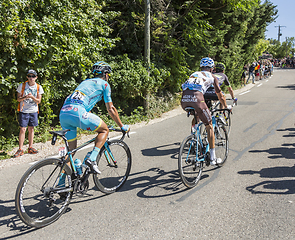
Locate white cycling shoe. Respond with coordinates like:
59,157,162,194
210,158,223,166
85,159,101,174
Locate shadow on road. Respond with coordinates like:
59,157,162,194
238,129,295,195
276,84,295,90
277,127,295,138
248,127,295,160
141,142,180,159
248,144,295,160
122,167,211,198
239,165,295,195
134,142,218,198
0,198,40,239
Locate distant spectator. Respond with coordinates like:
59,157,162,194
241,65,247,86
246,63,255,84
13,69,44,158
261,62,265,79
255,62,260,81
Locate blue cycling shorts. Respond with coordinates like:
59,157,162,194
59,104,103,142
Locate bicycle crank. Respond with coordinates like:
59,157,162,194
74,179,89,196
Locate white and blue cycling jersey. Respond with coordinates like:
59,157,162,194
182,71,216,95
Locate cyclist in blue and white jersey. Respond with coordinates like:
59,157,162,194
181,57,231,165
59,61,130,174
204,62,237,109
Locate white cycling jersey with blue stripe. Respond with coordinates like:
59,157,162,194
182,71,218,95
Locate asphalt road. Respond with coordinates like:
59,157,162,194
1,68,295,239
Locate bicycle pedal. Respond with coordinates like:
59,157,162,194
58,192,68,201
204,152,211,166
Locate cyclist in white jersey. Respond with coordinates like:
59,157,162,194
181,57,231,165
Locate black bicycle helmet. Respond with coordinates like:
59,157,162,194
215,62,226,71
92,61,112,75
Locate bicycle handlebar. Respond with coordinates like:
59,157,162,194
211,108,231,114
226,98,237,106
108,125,130,141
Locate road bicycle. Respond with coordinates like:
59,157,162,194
15,126,131,228
178,107,230,188
205,98,236,135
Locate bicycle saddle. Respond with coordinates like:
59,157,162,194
49,129,70,137
184,107,196,117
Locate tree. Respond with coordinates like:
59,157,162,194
0,0,119,147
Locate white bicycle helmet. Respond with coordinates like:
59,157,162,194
200,57,215,68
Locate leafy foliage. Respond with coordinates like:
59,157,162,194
0,0,278,151
267,38,295,58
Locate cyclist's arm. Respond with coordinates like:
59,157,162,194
105,102,123,128
227,86,235,100
213,76,228,109
222,75,235,100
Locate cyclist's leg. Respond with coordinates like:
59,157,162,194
181,90,198,132
205,123,214,149
195,100,221,165
93,121,109,150
59,108,79,185
59,104,79,151
205,123,221,165
78,110,109,174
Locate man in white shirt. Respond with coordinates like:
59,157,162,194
14,69,44,158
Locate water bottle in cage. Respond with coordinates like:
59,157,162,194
74,159,83,176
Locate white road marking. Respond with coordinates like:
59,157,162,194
239,90,250,95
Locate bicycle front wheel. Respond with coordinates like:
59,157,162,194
214,125,229,166
93,140,131,194
178,135,203,188
223,111,231,135
15,158,72,228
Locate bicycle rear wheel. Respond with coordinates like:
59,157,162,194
214,125,228,166
178,134,203,188
15,158,72,228
93,140,131,194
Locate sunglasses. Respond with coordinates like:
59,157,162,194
27,75,36,78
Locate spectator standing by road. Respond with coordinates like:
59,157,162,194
260,62,265,79
246,63,255,84
255,62,260,81
13,70,44,158
241,64,247,86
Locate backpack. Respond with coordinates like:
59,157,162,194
17,81,40,113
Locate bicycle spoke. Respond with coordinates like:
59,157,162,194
93,140,131,194
178,135,203,188
214,125,228,166
15,158,72,228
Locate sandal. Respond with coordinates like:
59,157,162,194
28,147,38,154
13,149,24,158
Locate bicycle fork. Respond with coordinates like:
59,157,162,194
104,142,117,168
